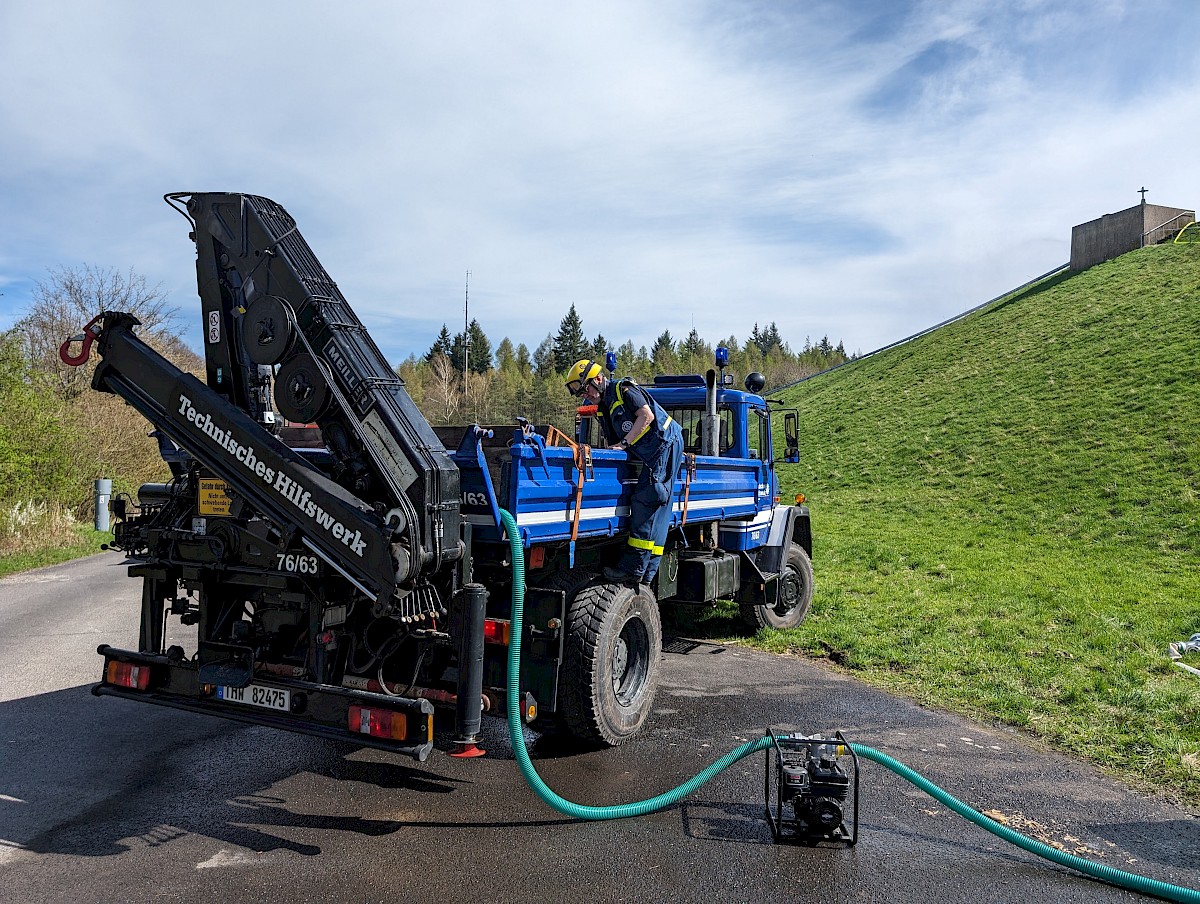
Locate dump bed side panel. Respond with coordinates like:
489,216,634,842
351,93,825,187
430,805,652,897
457,436,768,546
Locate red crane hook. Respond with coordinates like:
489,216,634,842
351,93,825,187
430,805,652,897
58,313,105,367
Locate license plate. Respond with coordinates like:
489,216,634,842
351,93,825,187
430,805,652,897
217,683,291,712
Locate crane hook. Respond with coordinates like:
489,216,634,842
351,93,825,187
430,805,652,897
59,313,105,367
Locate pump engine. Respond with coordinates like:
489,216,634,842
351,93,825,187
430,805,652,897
765,730,858,845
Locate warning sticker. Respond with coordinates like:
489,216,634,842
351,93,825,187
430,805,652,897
198,478,232,516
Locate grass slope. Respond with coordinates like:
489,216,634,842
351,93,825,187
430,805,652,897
773,242,1200,804
0,525,110,579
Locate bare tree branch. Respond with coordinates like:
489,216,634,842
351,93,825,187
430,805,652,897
16,264,189,398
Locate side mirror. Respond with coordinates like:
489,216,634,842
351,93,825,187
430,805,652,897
783,412,799,463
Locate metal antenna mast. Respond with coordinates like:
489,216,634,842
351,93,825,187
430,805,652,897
463,270,470,391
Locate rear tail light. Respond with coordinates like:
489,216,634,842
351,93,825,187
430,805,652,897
348,704,407,740
483,618,511,645
106,660,150,690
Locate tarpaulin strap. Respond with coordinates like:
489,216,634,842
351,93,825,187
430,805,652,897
680,453,697,526
570,443,593,543
535,425,592,541
58,313,105,367
544,425,574,448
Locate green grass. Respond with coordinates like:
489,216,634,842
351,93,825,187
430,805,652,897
741,242,1200,805
7,245,1199,804
0,526,111,579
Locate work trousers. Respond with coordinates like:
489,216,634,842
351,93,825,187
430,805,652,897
617,427,684,583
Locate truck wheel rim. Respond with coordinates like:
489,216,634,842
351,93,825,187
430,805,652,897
778,566,803,614
612,616,649,706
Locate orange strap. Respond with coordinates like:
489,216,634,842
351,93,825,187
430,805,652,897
680,454,697,526
540,426,592,541
570,443,593,542
543,425,572,448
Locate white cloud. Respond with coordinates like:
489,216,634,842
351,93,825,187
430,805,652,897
0,0,1197,364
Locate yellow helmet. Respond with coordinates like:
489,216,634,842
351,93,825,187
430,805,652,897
565,359,603,396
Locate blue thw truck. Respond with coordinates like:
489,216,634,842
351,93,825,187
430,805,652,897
65,193,813,758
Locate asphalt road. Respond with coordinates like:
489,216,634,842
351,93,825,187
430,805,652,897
1,553,1197,903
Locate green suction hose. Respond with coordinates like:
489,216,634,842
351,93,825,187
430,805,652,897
850,743,1200,903
500,508,771,818
499,509,1200,901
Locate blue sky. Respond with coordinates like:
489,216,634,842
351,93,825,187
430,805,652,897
1,1,1197,363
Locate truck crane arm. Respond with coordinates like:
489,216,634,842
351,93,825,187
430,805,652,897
170,192,461,593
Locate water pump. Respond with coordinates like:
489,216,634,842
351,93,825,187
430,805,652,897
765,730,858,845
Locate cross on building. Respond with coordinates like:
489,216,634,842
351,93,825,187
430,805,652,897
1139,186,1148,203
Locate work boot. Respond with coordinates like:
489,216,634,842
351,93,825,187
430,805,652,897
602,565,640,584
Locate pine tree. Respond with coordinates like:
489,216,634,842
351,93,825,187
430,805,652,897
450,331,466,373
590,332,609,361
634,345,652,380
762,322,783,352
552,303,588,373
515,343,532,375
466,319,492,373
533,334,557,379
718,335,740,366
650,330,676,373
749,323,763,355
426,324,454,365
616,340,636,375
682,328,709,357
495,337,515,372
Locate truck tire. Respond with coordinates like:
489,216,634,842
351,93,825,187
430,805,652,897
527,567,604,739
741,543,812,631
533,567,595,601
559,581,662,746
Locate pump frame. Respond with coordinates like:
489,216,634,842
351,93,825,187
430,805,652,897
764,729,859,846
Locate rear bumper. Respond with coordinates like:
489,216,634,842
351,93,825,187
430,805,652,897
95,645,435,761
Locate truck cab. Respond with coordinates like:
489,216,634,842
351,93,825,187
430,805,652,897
576,367,800,516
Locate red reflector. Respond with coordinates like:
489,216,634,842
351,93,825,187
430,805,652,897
528,546,546,569
106,660,150,690
483,618,511,645
348,704,407,740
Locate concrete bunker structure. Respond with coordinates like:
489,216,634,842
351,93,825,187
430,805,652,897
1070,198,1194,271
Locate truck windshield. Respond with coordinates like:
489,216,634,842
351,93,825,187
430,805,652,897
666,407,733,455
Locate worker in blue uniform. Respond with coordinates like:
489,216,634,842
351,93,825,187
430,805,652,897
566,359,684,585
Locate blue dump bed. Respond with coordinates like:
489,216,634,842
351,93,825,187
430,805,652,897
438,424,775,553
